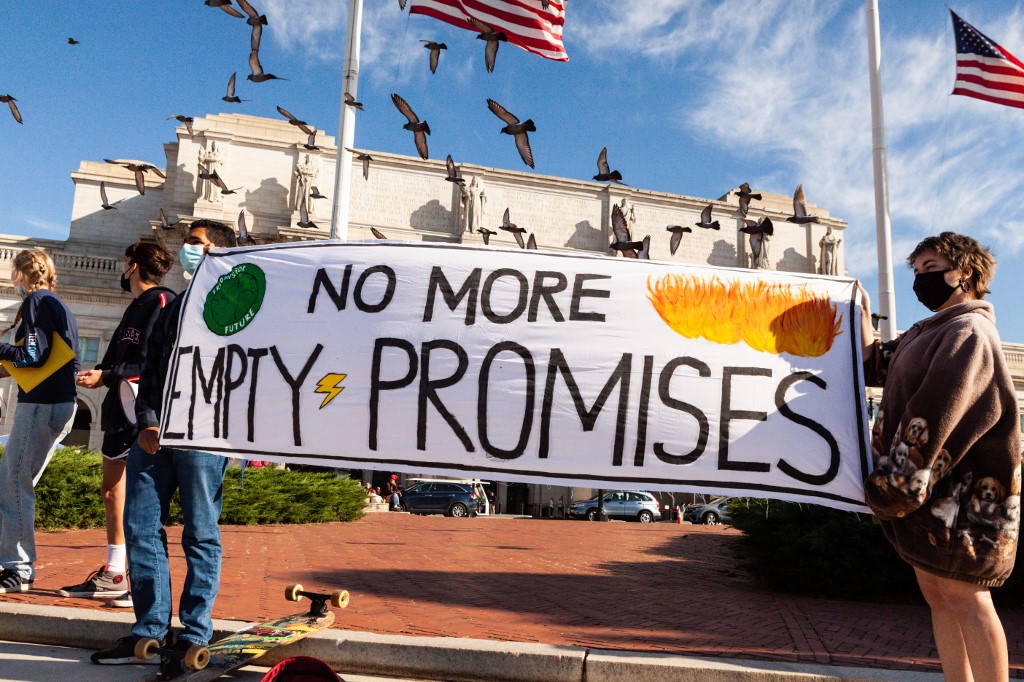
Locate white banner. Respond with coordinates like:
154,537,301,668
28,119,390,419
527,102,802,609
160,241,872,511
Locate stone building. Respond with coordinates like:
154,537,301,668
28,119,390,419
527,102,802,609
0,113,1017,514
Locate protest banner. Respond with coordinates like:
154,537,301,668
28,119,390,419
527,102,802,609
159,241,872,512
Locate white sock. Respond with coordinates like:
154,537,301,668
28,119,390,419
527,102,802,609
106,545,127,573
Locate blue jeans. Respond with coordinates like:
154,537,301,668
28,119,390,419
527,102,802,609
125,442,228,646
0,401,75,579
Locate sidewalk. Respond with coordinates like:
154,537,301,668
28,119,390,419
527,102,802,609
2,513,1021,680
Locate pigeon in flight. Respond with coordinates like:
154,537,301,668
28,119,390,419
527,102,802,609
0,96,22,124
222,73,248,103
158,208,180,230
237,210,256,245
304,129,319,151
297,200,316,228
665,224,692,256
525,233,538,250
694,204,720,230
391,93,430,160
871,313,888,331
104,160,166,195
477,227,497,245
166,114,194,137
468,16,507,73
734,182,761,217
345,148,373,180
236,0,267,52
593,147,625,184
421,41,447,74
247,50,285,82
637,235,652,260
276,105,314,135
199,165,241,195
486,98,535,168
740,216,774,237
344,91,364,111
205,0,244,18
67,37,80,45
310,186,327,200
499,208,527,249
370,227,388,239
787,185,821,224
99,182,119,211
609,204,644,258
445,154,464,186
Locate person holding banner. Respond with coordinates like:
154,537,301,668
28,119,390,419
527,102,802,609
859,232,1020,682
91,220,236,675
0,249,79,593
59,242,174,608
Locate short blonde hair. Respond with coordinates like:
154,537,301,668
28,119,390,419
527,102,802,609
11,249,57,293
906,232,996,298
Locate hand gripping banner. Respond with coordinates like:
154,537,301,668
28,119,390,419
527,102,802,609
159,241,872,511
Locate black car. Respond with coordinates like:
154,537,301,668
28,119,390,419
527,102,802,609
401,482,481,517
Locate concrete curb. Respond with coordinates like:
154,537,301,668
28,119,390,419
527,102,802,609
0,602,944,682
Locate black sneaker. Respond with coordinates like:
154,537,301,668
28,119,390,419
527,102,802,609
0,567,32,593
90,635,161,665
59,564,128,598
157,638,195,680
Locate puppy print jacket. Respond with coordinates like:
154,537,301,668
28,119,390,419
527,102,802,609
864,300,1020,586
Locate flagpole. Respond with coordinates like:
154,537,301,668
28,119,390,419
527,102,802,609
329,0,363,241
865,0,897,341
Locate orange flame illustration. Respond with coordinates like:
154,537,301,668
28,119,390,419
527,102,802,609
647,274,842,358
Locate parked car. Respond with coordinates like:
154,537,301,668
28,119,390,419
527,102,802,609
401,481,482,517
683,496,732,525
567,490,662,523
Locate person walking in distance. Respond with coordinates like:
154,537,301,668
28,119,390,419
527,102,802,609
59,243,174,608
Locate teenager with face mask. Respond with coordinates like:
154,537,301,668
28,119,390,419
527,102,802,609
858,232,1020,682
59,242,174,608
0,249,79,593
92,220,237,677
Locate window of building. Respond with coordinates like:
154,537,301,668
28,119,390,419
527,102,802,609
78,337,100,366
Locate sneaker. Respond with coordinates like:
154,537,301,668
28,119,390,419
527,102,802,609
90,635,161,666
0,567,32,593
110,590,133,608
157,638,196,680
58,565,128,598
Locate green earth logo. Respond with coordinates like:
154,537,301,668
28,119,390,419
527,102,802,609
203,263,266,336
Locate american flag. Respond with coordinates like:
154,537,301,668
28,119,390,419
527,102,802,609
409,0,568,62
951,10,1024,110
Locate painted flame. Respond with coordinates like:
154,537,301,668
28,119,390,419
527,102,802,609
646,274,842,358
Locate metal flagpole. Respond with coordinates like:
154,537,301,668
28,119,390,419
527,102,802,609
329,0,364,241
866,0,897,341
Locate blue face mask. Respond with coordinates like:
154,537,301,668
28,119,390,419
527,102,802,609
15,286,26,299
179,243,206,275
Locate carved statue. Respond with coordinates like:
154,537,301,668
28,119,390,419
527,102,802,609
294,154,319,212
749,231,771,270
461,176,486,233
819,225,841,276
197,141,223,202
618,197,637,226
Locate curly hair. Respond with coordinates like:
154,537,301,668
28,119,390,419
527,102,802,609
11,248,57,293
906,232,996,298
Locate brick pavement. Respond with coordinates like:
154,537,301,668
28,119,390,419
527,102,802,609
9,514,1024,678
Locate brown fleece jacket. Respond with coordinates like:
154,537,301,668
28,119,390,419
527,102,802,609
864,300,1020,586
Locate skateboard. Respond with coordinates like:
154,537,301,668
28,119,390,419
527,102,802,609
137,584,349,682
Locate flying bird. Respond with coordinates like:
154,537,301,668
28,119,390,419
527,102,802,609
222,73,248,103
247,50,285,82
370,227,388,239
486,98,535,168
740,216,774,237
477,227,497,245
734,182,762,217
297,200,316,228
468,16,507,73
609,204,644,258
421,41,447,74
787,185,821,224
304,129,319,150
166,114,194,137
205,0,244,18
871,313,888,331
99,182,118,210
665,224,692,256
525,233,537,250
499,208,527,249
104,160,166,195
593,147,624,184
276,105,314,135
158,208,180,230
391,93,430,160
310,186,327,200
345,148,373,180
0,95,22,124
694,204,720,230
237,210,256,245
344,91,364,111
198,165,241,195
67,37,80,45
236,0,267,51
637,235,652,260
445,155,464,186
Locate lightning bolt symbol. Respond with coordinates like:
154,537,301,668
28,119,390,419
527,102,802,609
314,373,347,409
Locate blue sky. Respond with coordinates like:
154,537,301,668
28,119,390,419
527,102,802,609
4,1,1024,340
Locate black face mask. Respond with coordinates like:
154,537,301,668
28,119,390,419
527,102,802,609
913,269,957,311
120,265,133,293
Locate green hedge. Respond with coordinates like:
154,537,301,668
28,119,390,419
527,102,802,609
727,499,1024,606
12,446,366,530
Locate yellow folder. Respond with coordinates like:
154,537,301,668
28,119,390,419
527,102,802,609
0,334,77,393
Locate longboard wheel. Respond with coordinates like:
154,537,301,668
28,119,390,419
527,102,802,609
330,590,350,609
184,645,211,670
134,638,160,661
285,583,304,602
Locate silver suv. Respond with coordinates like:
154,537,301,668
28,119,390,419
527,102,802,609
568,490,662,523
